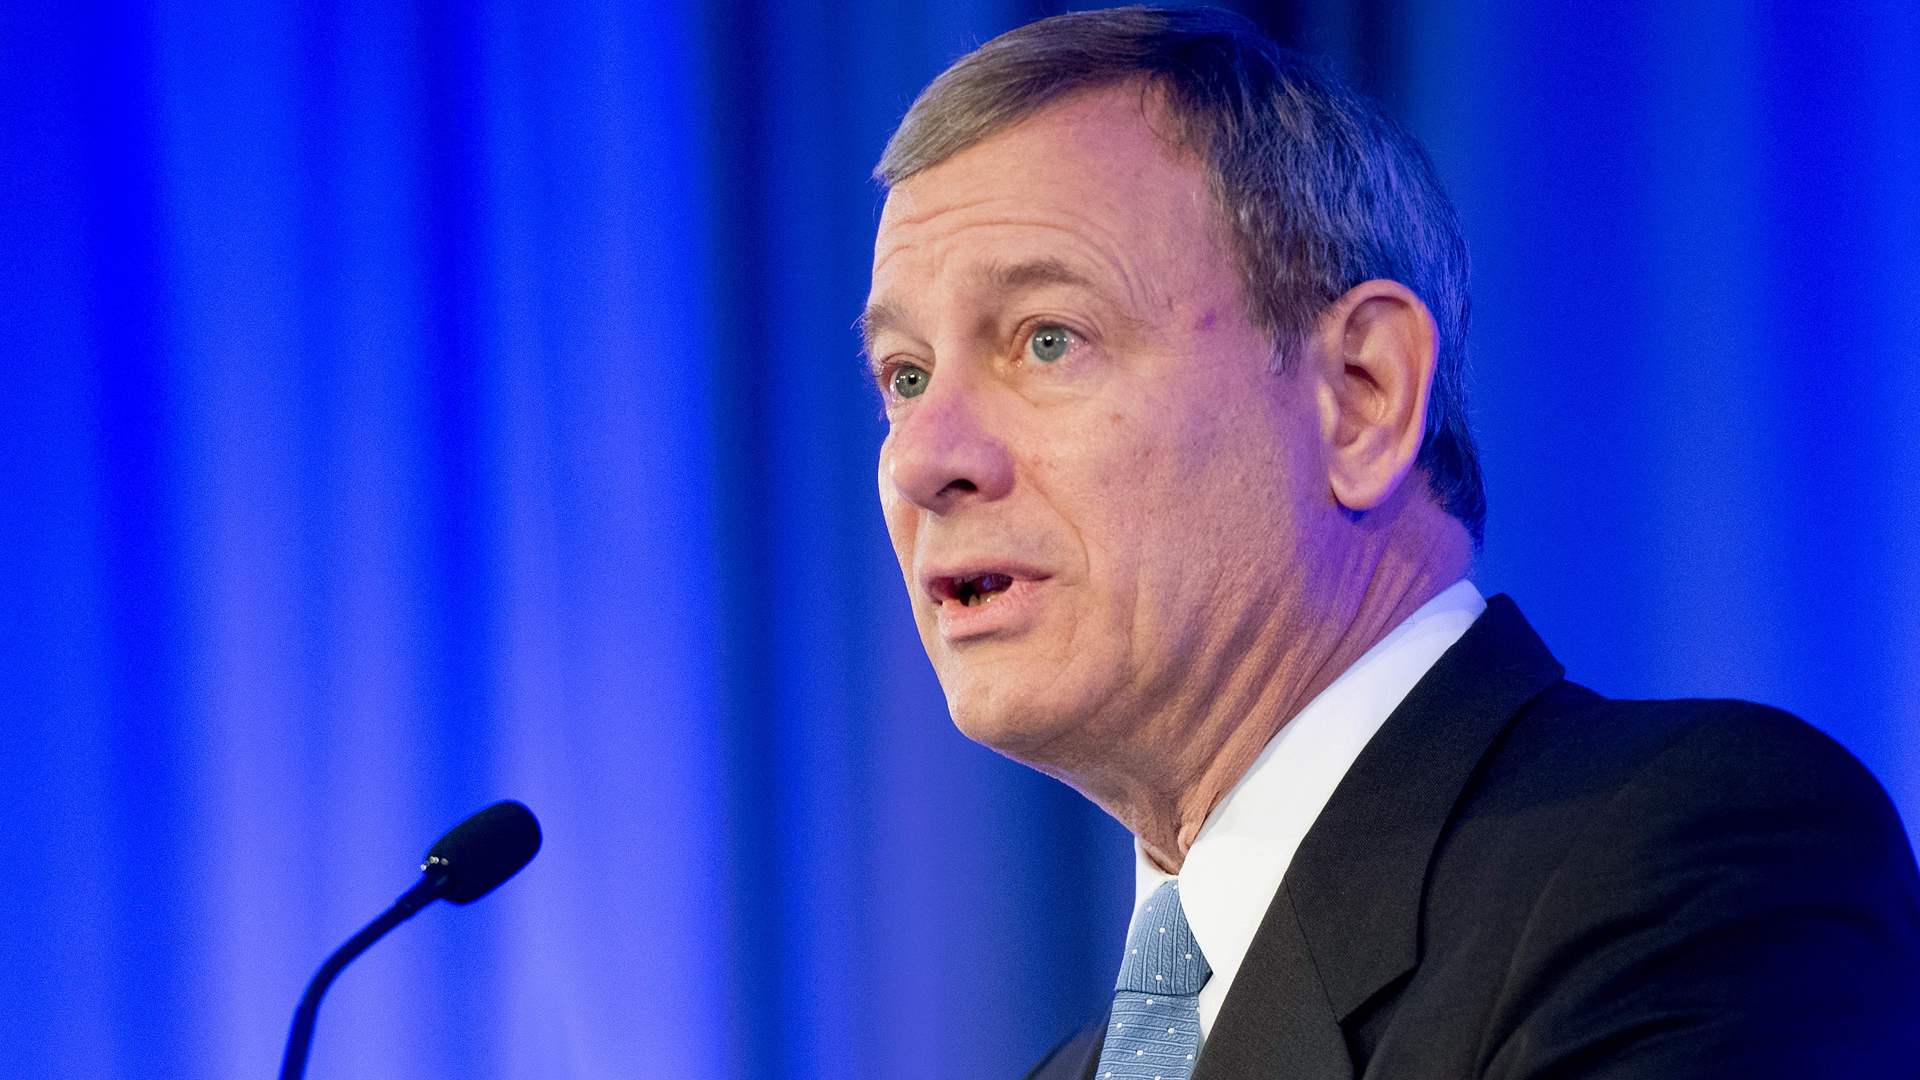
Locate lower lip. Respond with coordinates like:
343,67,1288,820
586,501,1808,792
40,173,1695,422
934,578,1045,641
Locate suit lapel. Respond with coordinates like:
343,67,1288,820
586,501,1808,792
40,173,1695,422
1192,881,1354,1080
1196,595,1564,1078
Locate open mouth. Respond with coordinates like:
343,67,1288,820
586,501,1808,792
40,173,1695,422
947,573,1015,607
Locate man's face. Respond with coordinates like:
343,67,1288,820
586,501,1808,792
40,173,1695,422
866,86,1326,763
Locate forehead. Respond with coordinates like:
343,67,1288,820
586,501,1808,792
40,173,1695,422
869,86,1226,322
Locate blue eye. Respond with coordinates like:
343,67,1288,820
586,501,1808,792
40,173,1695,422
891,364,929,399
1028,325,1073,362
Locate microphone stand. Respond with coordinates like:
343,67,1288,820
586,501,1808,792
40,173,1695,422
278,861,452,1080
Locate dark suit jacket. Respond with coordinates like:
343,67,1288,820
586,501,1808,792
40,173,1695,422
1026,595,1920,1079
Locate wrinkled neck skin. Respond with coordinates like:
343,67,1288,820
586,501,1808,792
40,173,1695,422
1031,482,1472,876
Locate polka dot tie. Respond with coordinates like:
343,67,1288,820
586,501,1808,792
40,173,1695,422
1093,879,1211,1080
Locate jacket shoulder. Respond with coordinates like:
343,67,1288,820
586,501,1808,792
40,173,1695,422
1424,688,1920,1077
1481,686,1902,835
1444,687,1918,945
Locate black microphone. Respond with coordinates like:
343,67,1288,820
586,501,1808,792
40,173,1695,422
278,800,542,1080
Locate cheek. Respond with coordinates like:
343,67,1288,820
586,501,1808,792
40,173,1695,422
877,455,917,566
1026,414,1164,602
1136,391,1297,586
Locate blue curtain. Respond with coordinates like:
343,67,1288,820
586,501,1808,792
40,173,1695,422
1,1,1913,1078
1410,0,1920,822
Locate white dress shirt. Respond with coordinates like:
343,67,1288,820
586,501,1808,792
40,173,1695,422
1127,579,1487,1041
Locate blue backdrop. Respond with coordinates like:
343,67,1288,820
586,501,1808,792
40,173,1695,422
2,1,1914,1077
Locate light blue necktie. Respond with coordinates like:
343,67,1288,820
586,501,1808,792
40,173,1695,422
1094,879,1212,1080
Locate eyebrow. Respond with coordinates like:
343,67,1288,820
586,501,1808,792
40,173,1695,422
856,301,910,371
857,257,1107,369
980,257,1098,295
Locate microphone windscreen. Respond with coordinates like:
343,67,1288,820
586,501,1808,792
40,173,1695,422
425,800,542,904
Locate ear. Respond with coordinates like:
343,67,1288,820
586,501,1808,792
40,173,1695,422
1308,280,1437,512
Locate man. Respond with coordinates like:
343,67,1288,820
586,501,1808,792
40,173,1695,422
862,8,1920,1079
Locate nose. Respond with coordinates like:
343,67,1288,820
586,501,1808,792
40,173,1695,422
885,379,1015,514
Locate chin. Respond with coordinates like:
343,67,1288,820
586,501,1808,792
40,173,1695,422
941,668,1096,763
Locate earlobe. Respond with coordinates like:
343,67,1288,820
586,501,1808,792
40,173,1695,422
1317,280,1437,513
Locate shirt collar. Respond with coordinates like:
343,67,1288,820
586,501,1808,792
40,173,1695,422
1129,579,1487,1037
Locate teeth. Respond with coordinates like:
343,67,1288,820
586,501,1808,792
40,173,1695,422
956,574,1010,606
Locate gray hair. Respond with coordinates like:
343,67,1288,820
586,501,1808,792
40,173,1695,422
875,5,1484,544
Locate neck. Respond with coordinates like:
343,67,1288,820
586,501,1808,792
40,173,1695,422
1082,499,1472,875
